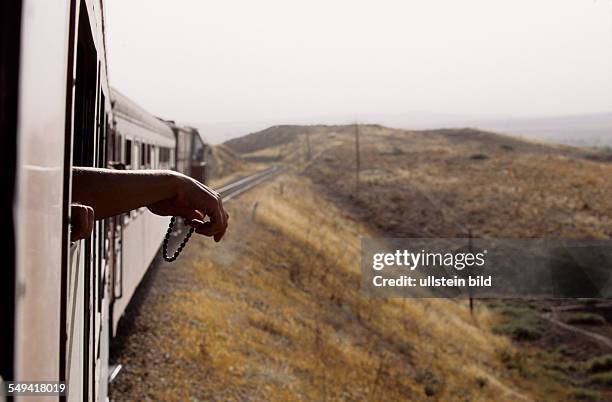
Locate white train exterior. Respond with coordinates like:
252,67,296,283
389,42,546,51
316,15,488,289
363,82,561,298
1,1,209,400
110,89,177,335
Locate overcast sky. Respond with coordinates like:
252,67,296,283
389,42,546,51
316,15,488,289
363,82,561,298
106,0,612,142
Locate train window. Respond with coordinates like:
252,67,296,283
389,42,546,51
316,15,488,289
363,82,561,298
147,144,151,167
71,12,97,169
66,5,100,396
159,147,170,164
140,143,146,167
97,93,106,167
125,138,132,167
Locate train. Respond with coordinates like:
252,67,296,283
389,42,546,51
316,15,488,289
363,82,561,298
1,1,210,401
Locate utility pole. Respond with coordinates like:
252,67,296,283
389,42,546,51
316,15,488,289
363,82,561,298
468,230,474,315
305,131,312,161
355,123,361,196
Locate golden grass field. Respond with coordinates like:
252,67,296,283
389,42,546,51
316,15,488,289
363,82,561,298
111,125,612,401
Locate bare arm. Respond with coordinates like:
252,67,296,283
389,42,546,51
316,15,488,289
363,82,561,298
71,167,228,241
72,168,178,218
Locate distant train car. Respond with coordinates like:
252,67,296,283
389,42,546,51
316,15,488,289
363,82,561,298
165,121,211,184
1,1,210,401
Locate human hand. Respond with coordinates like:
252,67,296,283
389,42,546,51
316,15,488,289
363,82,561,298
147,173,229,242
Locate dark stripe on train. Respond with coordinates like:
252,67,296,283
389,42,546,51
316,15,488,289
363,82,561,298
0,0,22,383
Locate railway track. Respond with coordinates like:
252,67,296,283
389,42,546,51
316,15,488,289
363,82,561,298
217,166,283,201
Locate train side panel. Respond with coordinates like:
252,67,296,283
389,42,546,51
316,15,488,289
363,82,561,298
66,244,85,401
112,211,168,329
65,1,113,400
13,0,71,394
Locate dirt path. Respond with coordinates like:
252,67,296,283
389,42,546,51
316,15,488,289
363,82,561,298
541,306,612,350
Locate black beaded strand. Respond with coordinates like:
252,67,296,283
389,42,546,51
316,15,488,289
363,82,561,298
162,216,195,262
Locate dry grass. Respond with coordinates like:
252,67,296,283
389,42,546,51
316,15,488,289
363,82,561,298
112,125,612,401
111,172,578,401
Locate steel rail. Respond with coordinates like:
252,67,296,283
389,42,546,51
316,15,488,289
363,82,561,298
217,166,282,201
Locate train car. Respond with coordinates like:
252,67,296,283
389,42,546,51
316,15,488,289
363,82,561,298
1,1,211,401
165,122,211,184
109,88,176,334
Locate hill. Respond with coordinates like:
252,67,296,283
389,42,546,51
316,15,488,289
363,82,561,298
207,144,246,178
223,124,358,154
226,124,612,237
207,144,268,187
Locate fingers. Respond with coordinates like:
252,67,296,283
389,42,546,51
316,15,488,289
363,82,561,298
188,220,217,237
187,211,230,241
172,207,204,222
160,176,229,242
214,197,227,241
214,199,229,242
70,204,95,242
194,185,228,242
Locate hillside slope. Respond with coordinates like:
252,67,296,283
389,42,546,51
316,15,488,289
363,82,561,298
224,125,318,154
207,144,268,187
111,173,576,401
227,123,612,237
303,126,612,238
208,144,246,177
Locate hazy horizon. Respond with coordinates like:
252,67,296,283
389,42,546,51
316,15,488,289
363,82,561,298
106,0,612,143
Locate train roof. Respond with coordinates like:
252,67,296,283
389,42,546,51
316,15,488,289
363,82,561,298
194,129,208,145
163,120,209,145
111,88,175,145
